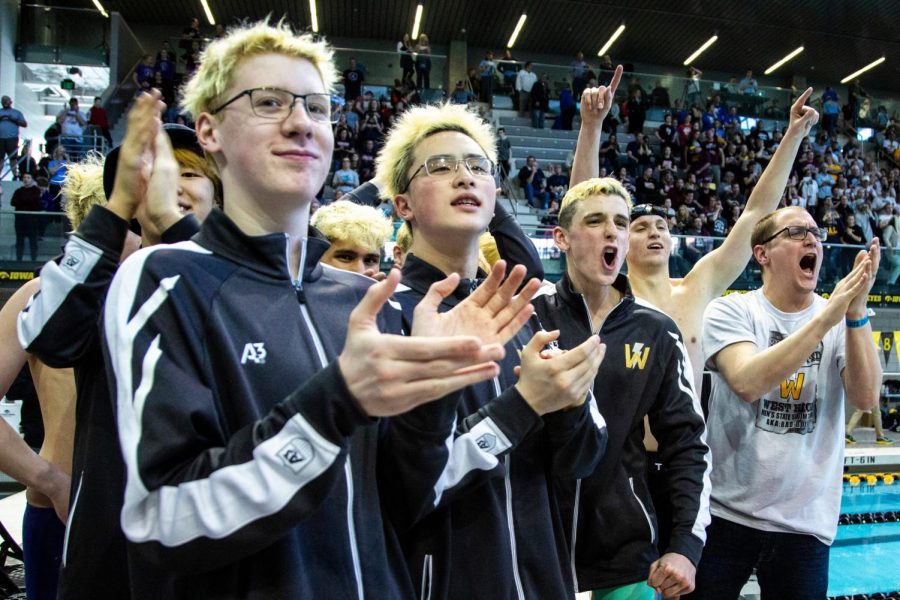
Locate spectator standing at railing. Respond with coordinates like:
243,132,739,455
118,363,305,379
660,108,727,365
155,40,173,63
56,98,86,156
478,51,496,104
156,50,176,104
342,57,365,102
87,97,112,147
182,16,201,42
15,141,38,181
557,85,577,131
133,55,155,93
846,79,867,128
722,76,739,95
651,79,671,107
497,49,518,91
571,51,589,99
184,40,202,76
1,95,27,180
515,61,537,117
47,146,68,204
627,89,648,135
415,34,431,90
11,173,42,260
397,34,416,88
598,54,615,86
739,70,758,95
530,73,550,130
684,66,703,108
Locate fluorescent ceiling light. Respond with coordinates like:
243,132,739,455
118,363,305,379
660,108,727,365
764,46,805,75
682,35,718,66
840,57,886,84
597,24,625,57
200,0,216,26
507,14,527,48
309,0,319,32
411,5,424,40
91,0,108,18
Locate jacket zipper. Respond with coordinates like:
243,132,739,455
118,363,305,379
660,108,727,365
61,471,84,567
569,478,581,591
629,476,657,544
420,554,433,600
494,377,525,600
298,289,364,599
578,294,623,336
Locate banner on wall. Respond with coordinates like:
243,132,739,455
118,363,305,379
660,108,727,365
0,270,37,282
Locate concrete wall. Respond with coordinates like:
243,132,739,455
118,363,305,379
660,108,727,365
0,0,18,102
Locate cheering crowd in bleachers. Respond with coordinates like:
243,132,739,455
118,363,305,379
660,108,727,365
322,48,900,285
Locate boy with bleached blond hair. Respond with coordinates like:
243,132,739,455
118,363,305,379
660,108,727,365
377,102,608,598
311,199,392,277
532,175,711,599
103,21,535,599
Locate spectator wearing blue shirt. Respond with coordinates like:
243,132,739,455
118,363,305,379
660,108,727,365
556,86,576,130
133,55,155,93
822,93,841,137
571,51,589,99
156,49,176,104
739,70,758,94
478,51,496,104
450,80,475,105
0,95,27,179
332,157,360,196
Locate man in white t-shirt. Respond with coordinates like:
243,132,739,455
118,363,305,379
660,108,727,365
56,98,87,157
687,206,881,600
514,62,537,117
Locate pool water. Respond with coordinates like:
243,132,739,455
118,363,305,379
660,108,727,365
829,480,900,597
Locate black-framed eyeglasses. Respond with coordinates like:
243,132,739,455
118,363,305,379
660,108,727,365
402,155,496,192
210,87,339,123
760,225,826,245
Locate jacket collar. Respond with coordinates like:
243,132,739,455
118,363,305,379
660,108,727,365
400,254,484,308
194,208,329,284
556,271,633,323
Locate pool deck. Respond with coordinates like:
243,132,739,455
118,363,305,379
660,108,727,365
844,427,900,469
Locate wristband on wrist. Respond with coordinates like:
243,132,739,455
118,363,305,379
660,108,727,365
846,315,869,329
